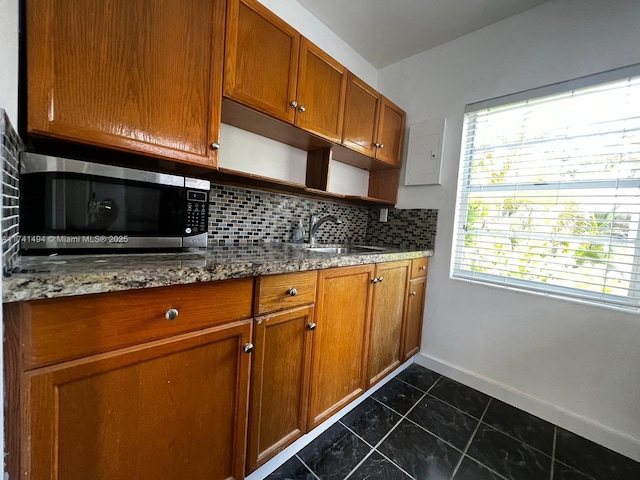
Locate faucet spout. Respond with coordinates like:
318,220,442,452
309,215,343,245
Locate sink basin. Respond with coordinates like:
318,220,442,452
306,245,386,254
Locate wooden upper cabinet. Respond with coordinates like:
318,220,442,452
342,73,381,157
295,39,347,143
26,0,225,167
224,0,300,123
375,97,406,167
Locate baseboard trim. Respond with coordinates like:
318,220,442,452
415,353,640,463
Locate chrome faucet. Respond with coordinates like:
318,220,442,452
309,214,342,245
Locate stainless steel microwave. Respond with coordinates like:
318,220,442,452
19,153,210,251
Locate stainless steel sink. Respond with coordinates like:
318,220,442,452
306,245,386,254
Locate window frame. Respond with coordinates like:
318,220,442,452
451,63,640,312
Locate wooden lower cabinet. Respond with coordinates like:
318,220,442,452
403,258,429,360
247,306,314,472
24,319,253,480
367,260,410,388
308,265,374,429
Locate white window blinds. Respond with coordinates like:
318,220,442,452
452,66,640,310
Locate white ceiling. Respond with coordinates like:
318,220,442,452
297,0,552,68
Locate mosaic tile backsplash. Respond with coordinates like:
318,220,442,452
367,208,438,249
1,110,22,274
207,183,438,250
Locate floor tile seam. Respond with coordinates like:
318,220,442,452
368,389,431,450
552,458,599,480
294,454,322,480
339,420,418,480
550,426,557,480
395,373,443,394
420,390,486,422
338,420,376,450
402,414,468,454
458,454,511,480
341,446,378,480
449,397,493,480
370,446,419,480
478,419,554,460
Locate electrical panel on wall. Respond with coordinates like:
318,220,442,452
404,118,446,185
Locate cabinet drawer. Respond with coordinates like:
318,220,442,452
255,271,317,315
20,278,254,369
411,258,429,278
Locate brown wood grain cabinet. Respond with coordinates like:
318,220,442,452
403,258,429,360
342,73,381,157
4,279,254,480
367,260,411,388
224,0,300,123
308,265,374,428
247,272,317,472
26,0,226,168
224,0,347,143
375,97,407,167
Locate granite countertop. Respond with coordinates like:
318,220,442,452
3,243,433,303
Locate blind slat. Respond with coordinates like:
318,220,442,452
453,70,640,311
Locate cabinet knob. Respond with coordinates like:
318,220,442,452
243,343,254,354
371,277,379,284
290,100,298,108
165,308,179,321
298,105,306,112
374,142,384,148
377,276,383,283
287,287,298,296
379,144,384,149
420,265,427,270
410,291,417,297
210,142,220,150
307,322,317,331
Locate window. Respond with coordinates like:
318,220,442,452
452,65,640,311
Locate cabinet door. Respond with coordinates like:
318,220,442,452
342,73,380,157
375,97,406,167
308,265,374,429
295,38,347,143
403,276,427,361
27,0,224,167
247,306,314,472
368,261,410,388
224,0,300,123
24,320,252,480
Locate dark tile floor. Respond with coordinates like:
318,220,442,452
264,364,640,480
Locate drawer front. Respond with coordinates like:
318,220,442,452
255,271,317,315
22,278,254,369
411,258,429,279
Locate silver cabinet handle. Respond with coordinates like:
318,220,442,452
243,343,254,354
165,308,179,321
298,105,306,112
377,276,383,283
410,291,417,297
371,277,379,284
307,322,317,331
420,265,427,270
379,144,384,149
288,288,298,296
210,142,220,150
290,100,298,108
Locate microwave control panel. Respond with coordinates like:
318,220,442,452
186,190,208,235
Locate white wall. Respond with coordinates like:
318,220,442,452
379,0,640,460
0,0,18,476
